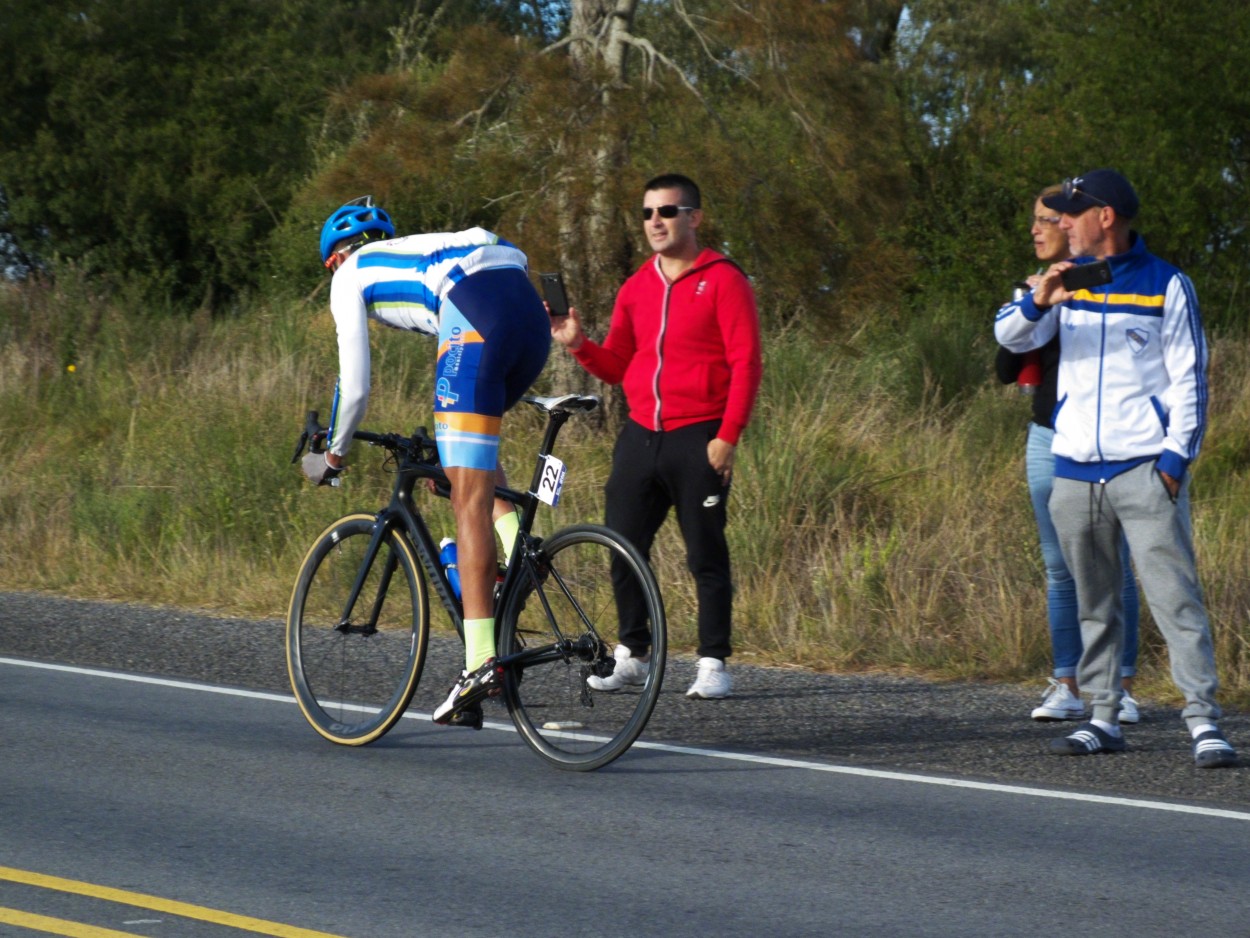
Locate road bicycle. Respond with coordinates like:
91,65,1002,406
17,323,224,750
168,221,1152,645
285,394,666,771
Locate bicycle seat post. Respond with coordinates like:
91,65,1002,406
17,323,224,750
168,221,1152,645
515,407,572,535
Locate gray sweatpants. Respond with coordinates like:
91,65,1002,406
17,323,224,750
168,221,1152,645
1049,461,1221,730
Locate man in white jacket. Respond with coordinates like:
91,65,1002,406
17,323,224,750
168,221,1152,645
994,169,1236,768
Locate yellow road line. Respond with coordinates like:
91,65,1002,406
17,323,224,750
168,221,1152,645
0,867,350,938
0,906,145,937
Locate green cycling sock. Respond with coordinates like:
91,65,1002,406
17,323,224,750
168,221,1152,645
464,618,495,671
494,510,520,563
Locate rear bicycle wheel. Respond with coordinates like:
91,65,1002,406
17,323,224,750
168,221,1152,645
499,524,666,771
286,514,430,745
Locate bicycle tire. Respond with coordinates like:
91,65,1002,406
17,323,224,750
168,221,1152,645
286,513,430,745
499,524,666,771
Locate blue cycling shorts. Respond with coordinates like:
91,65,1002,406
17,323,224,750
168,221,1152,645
434,267,550,470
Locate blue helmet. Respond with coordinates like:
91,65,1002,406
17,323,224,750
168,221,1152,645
319,197,395,264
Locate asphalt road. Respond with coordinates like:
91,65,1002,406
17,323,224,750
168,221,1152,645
6,660,1248,938
1,591,1246,809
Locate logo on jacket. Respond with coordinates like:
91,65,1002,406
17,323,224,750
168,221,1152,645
702,494,722,508
1125,328,1150,355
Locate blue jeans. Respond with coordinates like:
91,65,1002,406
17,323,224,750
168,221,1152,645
1026,422,1138,679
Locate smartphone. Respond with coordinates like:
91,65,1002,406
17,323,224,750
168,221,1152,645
539,272,570,317
1060,259,1113,292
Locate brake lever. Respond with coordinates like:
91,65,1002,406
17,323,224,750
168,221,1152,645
290,430,309,465
292,410,327,464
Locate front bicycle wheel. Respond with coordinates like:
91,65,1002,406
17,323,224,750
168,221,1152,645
499,524,666,771
286,514,430,745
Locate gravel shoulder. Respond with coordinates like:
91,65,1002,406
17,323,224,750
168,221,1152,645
3,591,1246,808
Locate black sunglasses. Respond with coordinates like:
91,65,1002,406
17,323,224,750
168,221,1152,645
1062,178,1109,208
641,204,695,221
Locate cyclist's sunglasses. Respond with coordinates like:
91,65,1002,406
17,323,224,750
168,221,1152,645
641,204,696,221
1062,178,1109,208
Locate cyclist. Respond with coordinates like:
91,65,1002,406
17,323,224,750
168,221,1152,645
304,197,550,729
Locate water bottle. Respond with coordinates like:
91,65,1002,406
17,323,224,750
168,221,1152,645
439,538,462,599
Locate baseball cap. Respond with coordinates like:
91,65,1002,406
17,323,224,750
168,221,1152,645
1042,169,1139,219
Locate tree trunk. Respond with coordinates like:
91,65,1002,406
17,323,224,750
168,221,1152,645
546,0,639,411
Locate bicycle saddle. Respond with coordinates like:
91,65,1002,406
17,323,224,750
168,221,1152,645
523,394,601,414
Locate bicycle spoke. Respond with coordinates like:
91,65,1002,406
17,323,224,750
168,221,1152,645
500,525,665,771
287,516,429,745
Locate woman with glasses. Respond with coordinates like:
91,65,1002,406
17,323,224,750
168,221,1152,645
995,184,1140,724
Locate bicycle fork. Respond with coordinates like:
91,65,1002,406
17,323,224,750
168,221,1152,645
333,515,400,636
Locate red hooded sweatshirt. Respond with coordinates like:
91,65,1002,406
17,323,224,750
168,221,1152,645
572,248,763,445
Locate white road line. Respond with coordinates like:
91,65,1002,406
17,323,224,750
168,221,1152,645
6,656,1248,822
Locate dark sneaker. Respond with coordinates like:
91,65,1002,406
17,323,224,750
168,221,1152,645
446,701,483,731
1193,729,1238,768
433,658,504,725
1050,721,1127,755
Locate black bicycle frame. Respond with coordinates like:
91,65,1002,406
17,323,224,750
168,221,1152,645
333,403,584,667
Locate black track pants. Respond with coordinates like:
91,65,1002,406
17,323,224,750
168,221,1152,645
604,418,733,660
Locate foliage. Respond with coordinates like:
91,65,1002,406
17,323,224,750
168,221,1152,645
4,0,1249,344
271,0,913,340
0,0,484,306
894,0,1250,341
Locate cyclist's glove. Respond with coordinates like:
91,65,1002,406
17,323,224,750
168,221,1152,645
301,452,344,487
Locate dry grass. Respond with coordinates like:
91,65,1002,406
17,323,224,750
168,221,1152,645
2,280,1249,707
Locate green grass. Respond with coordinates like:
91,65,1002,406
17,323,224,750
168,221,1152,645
3,278,1248,708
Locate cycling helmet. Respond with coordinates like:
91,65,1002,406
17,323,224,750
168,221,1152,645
319,196,395,264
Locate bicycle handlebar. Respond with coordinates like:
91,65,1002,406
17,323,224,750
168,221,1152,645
290,394,601,500
291,410,440,468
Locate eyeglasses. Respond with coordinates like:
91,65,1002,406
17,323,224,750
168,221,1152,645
1062,178,1109,208
344,194,375,208
641,205,695,221
1033,215,1061,227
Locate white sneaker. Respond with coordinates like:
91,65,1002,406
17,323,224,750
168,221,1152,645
1030,678,1085,721
686,657,731,699
1119,692,1140,724
586,645,649,692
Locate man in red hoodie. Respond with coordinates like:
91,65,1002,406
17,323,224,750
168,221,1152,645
551,173,763,699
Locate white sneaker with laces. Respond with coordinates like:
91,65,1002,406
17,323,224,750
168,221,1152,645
686,657,731,699
1030,678,1085,721
586,644,650,692
1119,692,1140,724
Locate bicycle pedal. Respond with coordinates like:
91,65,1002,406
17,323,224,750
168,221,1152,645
447,704,484,730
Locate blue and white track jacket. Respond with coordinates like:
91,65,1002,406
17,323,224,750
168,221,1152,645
994,234,1208,483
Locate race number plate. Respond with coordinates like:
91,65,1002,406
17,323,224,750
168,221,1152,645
536,454,566,507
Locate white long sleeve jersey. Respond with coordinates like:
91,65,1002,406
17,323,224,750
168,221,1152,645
993,235,1208,483
326,228,528,456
